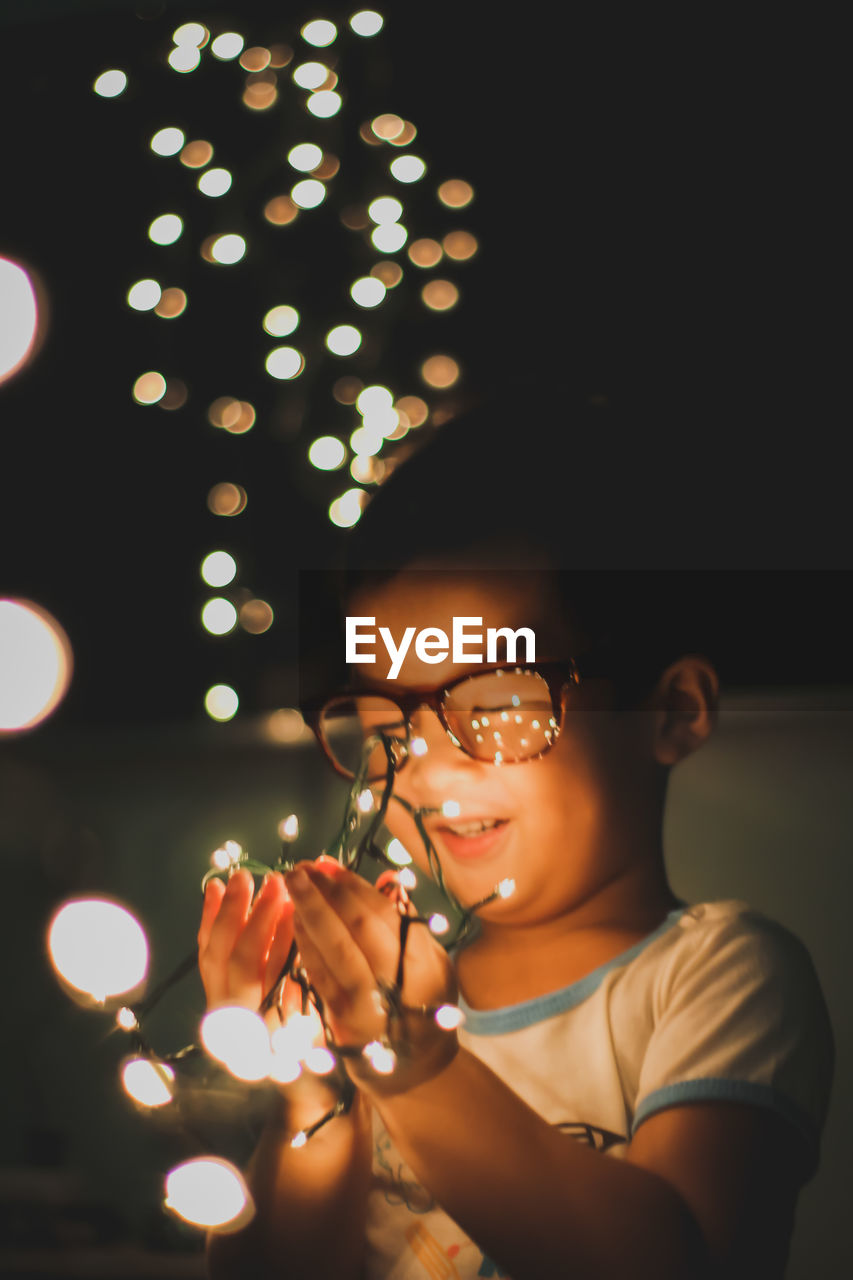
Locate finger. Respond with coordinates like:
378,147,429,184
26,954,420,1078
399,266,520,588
232,872,288,969
262,896,296,998
198,877,226,951
286,866,379,1003
201,868,254,967
301,863,403,982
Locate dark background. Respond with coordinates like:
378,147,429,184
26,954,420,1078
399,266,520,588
1,0,849,735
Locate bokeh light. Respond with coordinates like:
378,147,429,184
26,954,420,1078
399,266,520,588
329,488,367,527
291,179,326,209
421,355,460,388
150,126,185,156
202,598,238,636
333,375,363,404
198,168,232,197
408,238,442,267
263,196,299,226
350,276,386,307
438,179,474,208
239,46,271,71
154,288,187,318
239,600,274,634
168,46,201,73
243,79,278,111
122,1058,175,1108
173,22,207,47
201,1006,272,1081
0,599,72,733
371,113,404,141
309,436,346,470
132,371,167,404
371,223,407,252
443,230,478,260
263,305,299,336
180,140,214,168
356,384,393,415
371,260,403,288
160,379,188,410
422,280,459,311
0,258,40,386
390,155,426,183
211,33,244,60
127,278,161,311
368,196,403,225
48,899,148,1003
389,121,417,147
395,395,428,427
93,69,127,97
148,214,183,245
293,61,329,90
209,234,246,265
265,346,304,379
325,325,361,355
288,142,323,171
301,19,337,46
265,709,307,744
307,90,342,118
204,685,239,720
164,1158,254,1232
386,838,412,866
207,483,247,516
201,552,237,588
350,11,384,36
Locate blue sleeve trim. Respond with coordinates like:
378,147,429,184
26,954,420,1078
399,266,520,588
632,1078,821,1174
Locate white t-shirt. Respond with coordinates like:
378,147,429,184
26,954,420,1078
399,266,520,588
364,900,834,1279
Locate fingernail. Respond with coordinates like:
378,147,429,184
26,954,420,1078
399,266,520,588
286,866,309,894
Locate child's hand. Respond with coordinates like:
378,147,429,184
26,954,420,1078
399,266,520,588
284,860,459,1098
198,868,295,1021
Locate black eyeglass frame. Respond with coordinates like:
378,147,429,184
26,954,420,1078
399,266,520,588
303,655,609,780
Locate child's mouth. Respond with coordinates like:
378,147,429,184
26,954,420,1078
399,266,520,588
436,818,509,860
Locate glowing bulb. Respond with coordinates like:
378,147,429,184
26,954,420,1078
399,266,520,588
368,196,403,225
350,11,383,36
173,22,207,46
441,800,461,818
301,19,337,46
350,277,386,307
349,425,382,456
438,179,474,208
263,305,299,336
371,113,404,141
278,814,299,841
0,258,39,386
371,223,407,252
304,1046,336,1075
122,1057,175,1107
211,33,244,60
168,46,201,73
386,838,412,866
291,1131,308,1148
422,280,459,311
421,355,460,388
211,847,232,870
205,685,239,721
357,789,374,813
307,90,341,118
410,736,427,756
201,598,238,636
210,234,246,264
150,127,185,156
498,878,516,899
429,913,450,935
309,436,346,470
164,1158,254,1232
288,142,323,171
0,599,73,732
200,1006,272,1081
148,214,182,245
328,488,367,528
127,279,161,311
325,325,361,356
390,155,426,183
201,551,237,588
356,384,393,414
291,178,326,209
265,346,304,379
116,1007,138,1031
293,61,330,90
363,1040,396,1074
198,167,232,197
48,899,148,1003
443,230,478,260
398,867,417,890
93,69,127,97
435,1004,466,1030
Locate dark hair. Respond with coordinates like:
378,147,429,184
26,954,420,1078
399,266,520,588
333,383,717,708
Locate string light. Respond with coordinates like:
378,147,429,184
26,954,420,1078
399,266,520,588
210,33,244,60
93,69,127,97
350,11,384,37
204,684,239,720
150,127,185,156
48,899,148,1003
164,1158,255,1231
148,214,182,245
288,142,323,171
301,19,337,46
0,598,73,732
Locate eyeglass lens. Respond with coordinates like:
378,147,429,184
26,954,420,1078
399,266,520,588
320,669,559,778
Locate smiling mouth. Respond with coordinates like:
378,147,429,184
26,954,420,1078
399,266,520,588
441,817,506,836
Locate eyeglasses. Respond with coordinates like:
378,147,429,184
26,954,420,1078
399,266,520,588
305,661,587,781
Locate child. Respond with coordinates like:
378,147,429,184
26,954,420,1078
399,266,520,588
199,389,834,1279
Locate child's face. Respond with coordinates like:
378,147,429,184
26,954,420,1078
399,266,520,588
349,568,666,927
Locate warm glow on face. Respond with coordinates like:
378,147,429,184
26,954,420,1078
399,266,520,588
0,258,39,386
48,899,148,1002
164,1158,255,1231
0,599,73,732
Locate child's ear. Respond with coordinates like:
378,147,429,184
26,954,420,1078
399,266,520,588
650,656,719,766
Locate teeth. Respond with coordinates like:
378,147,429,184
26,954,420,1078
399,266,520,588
446,818,501,836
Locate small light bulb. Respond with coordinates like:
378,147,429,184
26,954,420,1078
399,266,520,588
428,913,449,935
441,800,461,818
386,839,412,866
363,1040,396,1074
398,867,417,890
116,1006,139,1031
497,878,516,899
410,736,427,756
291,1130,308,1148
278,814,299,841
435,1004,466,1030
357,789,375,813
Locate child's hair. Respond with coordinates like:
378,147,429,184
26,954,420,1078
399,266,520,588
335,382,718,709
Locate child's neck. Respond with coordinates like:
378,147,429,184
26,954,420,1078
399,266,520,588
456,862,681,1011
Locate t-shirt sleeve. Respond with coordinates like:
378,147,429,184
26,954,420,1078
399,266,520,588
632,903,835,1178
